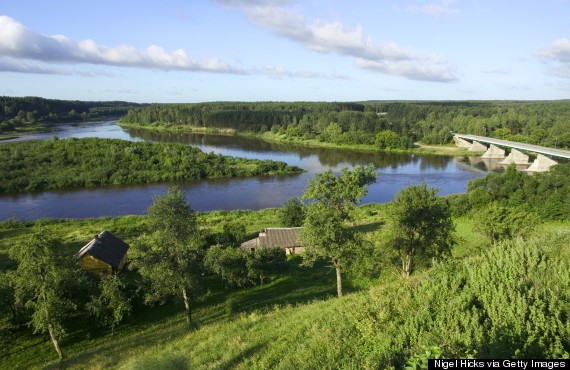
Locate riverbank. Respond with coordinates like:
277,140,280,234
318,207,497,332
117,122,473,157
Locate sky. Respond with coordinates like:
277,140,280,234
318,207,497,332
0,0,569,103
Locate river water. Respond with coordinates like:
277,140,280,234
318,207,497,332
0,120,491,220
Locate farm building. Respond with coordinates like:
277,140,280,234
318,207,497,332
76,230,129,274
240,227,304,254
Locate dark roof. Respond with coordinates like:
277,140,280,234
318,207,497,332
76,230,129,270
240,227,304,249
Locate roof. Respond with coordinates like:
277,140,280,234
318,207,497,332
240,227,304,249
76,230,129,270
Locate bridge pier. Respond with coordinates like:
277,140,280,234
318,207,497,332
499,149,529,165
468,141,487,152
526,154,558,173
454,136,472,148
482,144,506,159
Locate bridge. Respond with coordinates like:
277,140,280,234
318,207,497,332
453,134,570,172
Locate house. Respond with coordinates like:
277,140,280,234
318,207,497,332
76,230,129,274
240,227,304,255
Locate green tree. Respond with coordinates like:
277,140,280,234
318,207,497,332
389,183,455,278
280,197,306,227
0,271,17,322
474,203,540,244
9,232,80,359
86,274,131,333
204,245,248,288
301,165,376,297
375,130,401,150
246,247,287,285
134,187,204,326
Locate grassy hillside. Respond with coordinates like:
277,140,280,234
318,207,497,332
1,206,568,369
54,225,570,369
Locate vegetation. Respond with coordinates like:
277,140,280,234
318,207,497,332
0,200,569,368
301,165,377,297
279,197,306,227
0,137,304,193
0,96,139,134
134,187,204,326
1,99,570,367
119,100,570,149
459,163,570,220
388,183,455,278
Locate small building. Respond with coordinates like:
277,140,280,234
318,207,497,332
240,227,304,255
76,230,129,275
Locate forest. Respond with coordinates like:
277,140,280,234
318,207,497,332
119,100,570,149
0,96,140,134
0,137,303,193
1,163,569,368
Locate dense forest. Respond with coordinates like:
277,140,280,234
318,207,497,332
0,138,303,193
0,96,140,133
119,100,570,149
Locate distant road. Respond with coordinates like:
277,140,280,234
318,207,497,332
454,134,570,160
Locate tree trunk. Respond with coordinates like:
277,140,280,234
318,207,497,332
402,253,412,278
335,263,343,298
181,287,192,326
48,323,64,360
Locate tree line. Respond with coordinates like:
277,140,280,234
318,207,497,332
119,100,570,149
0,96,140,133
0,137,303,193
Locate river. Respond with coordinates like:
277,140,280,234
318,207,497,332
0,120,492,220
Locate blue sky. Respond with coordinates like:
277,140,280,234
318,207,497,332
0,0,569,102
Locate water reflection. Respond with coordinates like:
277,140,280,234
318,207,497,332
0,120,488,220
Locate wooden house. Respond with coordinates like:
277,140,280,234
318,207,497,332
76,230,129,275
240,227,304,255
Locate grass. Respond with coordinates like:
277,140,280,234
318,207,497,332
2,206,567,369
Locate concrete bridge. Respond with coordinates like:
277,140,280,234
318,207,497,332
453,134,570,172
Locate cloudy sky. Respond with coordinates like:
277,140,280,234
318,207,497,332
1,0,569,102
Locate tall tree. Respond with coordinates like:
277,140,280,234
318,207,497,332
86,274,131,333
134,187,204,326
301,165,376,297
389,183,455,278
9,232,80,360
280,197,306,227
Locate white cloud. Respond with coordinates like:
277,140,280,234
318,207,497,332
261,64,349,79
217,1,457,82
356,58,457,82
535,38,570,78
0,15,340,80
0,15,244,74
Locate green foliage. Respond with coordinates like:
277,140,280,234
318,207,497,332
474,203,540,243
9,231,82,359
134,187,204,325
302,164,377,219
207,222,247,247
301,166,376,296
376,130,403,150
466,163,570,220
119,100,570,149
0,138,303,193
279,197,306,227
405,346,443,370
389,183,455,277
0,96,138,134
204,245,248,288
246,247,287,285
86,274,132,333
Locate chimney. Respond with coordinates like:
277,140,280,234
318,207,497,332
94,234,99,243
